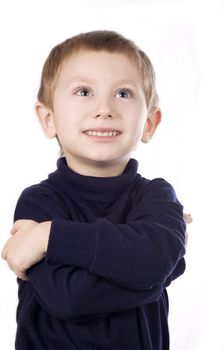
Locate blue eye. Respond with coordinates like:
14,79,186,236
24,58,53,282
115,88,132,98
75,87,93,96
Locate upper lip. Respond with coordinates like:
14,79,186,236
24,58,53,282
83,128,121,132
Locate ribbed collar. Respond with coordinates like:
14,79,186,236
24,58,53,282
47,157,139,203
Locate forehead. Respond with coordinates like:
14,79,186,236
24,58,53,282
57,50,143,86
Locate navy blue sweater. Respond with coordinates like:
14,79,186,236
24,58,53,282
14,158,186,350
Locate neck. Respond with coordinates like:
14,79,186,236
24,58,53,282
64,155,131,177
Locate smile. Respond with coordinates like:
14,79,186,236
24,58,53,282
84,130,121,137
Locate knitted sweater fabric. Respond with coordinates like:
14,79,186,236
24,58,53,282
14,158,186,350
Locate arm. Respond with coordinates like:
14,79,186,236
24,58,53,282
45,179,186,290
2,181,186,320
2,219,177,321
46,215,185,291
27,259,179,321
5,216,180,320
12,180,186,290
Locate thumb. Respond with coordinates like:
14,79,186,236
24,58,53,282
10,220,27,235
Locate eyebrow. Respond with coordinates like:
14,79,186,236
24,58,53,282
67,76,138,87
67,76,94,83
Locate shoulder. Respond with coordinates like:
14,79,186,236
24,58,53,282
126,175,184,222
133,175,178,203
14,180,68,222
18,181,56,201
15,181,56,211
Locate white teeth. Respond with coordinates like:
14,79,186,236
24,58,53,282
85,130,120,137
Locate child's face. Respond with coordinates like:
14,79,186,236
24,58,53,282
37,50,160,175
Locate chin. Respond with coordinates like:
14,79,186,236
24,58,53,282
87,153,116,162
92,154,130,166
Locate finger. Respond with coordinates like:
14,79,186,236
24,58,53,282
7,263,29,281
14,267,29,281
10,219,33,235
12,220,27,231
2,250,23,275
17,272,30,281
1,247,7,260
10,221,22,235
1,239,10,260
183,213,193,224
10,225,17,235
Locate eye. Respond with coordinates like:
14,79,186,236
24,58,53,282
115,88,132,98
74,86,93,97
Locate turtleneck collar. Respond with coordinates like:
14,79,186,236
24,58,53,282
47,157,140,203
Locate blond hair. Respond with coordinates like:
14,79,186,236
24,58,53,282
37,30,159,113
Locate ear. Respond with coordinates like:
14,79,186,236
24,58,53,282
141,109,162,144
35,102,57,139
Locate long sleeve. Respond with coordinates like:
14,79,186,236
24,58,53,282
14,183,184,321
46,179,186,290
27,259,175,321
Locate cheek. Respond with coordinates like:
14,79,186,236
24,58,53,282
127,107,147,133
54,107,80,129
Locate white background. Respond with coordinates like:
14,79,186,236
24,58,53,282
0,0,224,349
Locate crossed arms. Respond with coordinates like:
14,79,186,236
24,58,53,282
1,181,191,320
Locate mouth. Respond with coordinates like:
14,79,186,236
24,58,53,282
83,129,121,137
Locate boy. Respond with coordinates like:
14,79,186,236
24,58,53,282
2,30,189,350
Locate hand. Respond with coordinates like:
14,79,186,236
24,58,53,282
1,220,51,281
183,213,193,247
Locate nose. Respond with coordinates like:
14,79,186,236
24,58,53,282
95,112,113,119
94,94,114,119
